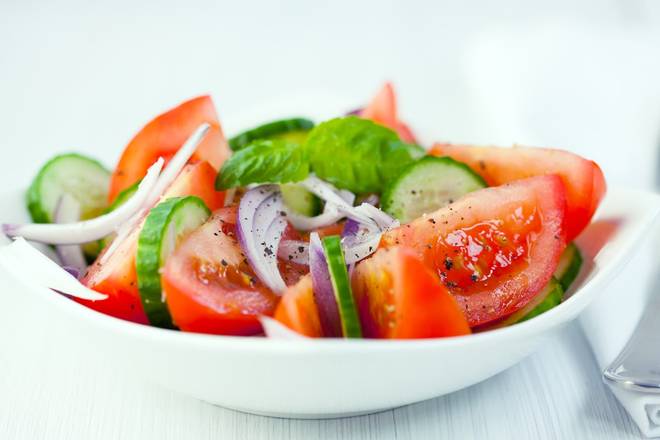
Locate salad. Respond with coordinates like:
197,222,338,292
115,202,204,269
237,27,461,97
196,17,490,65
1,83,605,339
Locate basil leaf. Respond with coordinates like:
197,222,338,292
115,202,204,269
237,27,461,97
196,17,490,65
216,140,309,190
306,117,420,194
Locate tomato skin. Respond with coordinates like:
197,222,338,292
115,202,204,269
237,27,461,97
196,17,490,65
108,95,231,202
79,161,224,323
360,82,417,143
274,275,323,337
382,175,567,327
429,143,604,240
162,208,280,335
352,247,470,339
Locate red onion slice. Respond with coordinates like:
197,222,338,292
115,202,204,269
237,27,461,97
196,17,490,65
355,203,399,230
236,186,287,294
309,232,342,337
0,237,107,300
300,176,374,226
283,203,343,231
278,240,309,265
3,158,164,244
53,194,87,277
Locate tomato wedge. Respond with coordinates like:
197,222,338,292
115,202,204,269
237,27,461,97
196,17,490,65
360,82,417,143
80,161,224,323
382,175,567,327
108,95,231,202
161,207,307,335
351,247,470,338
429,143,605,240
274,275,323,337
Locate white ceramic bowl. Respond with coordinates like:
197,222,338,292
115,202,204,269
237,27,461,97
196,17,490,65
0,185,658,418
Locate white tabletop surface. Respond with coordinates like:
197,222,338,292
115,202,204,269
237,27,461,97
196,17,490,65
1,1,657,438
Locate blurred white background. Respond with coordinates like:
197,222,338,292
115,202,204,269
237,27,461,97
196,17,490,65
2,0,660,188
2,1,660,438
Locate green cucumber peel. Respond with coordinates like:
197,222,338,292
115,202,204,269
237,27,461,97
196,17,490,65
229,117,315,151
136,196,211,329
322,235,362,338
26,153,110,224
554,243,583,292
517,277,563,323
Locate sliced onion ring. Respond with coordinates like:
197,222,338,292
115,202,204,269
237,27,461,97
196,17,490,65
101,123,212,263
283,203,343,231
355,203,399,230
277,239,309,265
0,237,107,300
144,123,211,208
259,316,307,339
53,194,87,277
3,158,164,245
309,232,342,337
236,186,287,294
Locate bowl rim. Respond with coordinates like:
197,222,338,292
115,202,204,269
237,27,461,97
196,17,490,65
3,186,660,354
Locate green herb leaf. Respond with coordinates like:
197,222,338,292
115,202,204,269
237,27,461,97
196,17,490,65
305,117,421,194
216,140,309,190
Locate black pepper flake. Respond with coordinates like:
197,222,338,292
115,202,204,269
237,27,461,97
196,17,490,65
428,218,436,224
426,244,433,249
444,258,453,270
470,274,479,282
221,259,228,266
264,247,273,256
288,255,293,261
411,190,417,195
368,246,373,252
213,232,219,236
298,246,305,253
448,199,454,204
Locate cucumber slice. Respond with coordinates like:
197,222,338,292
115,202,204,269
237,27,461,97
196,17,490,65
554,243,583,291
381,156,487,223
322,235,362,338
280,183,322,216
27,153,110,224
136,196,211,328
517,277,563,323
493,277,563,328
229,118,315,150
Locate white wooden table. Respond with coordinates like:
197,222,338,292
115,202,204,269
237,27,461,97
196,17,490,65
0,1,654,438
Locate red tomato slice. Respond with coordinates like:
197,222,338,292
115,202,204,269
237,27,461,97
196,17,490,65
274,275,323,337
80,161,225,323
108,95,231,202
429,143,605,241
360,82,417,143
162,207,284,335
382,175,567,327
352,247,471,339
